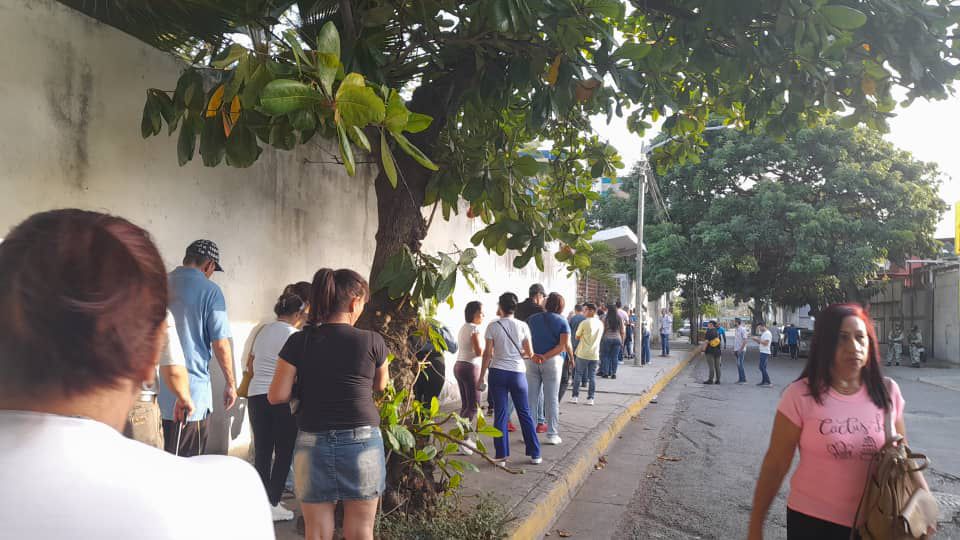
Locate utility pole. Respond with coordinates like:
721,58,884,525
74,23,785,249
633,162,646,366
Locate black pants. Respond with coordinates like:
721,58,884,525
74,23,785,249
787,508,855,540
558,358,570,402
771,341,779,357
248,394,298,506
162,417,208,457
789,343,799,360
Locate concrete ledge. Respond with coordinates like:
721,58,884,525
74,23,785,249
507,348,697,539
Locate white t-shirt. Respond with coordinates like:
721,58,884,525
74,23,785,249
759,330,773,354
660,313,673,334
456,323,482,367
484,317,531,373
141,311,187,399
0,411,273,540
249,320,298,397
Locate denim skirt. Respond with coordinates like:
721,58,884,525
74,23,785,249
293,426,386,503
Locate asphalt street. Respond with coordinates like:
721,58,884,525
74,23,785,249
551,346,960,540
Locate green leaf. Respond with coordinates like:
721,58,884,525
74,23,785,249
381,129,399,188
384,91,410,134
388,424,416,451
415,446,438,462
283,29,314,71
405,112,433,133
613,42,652,62
200,114,225,166
430,396,440,417
383,427,400,451
435,271,457,302
336,121,356,176
259,79,325,115
514,155,541,176
290,110,317,132
315,21,341,96
240,64,274,108
821,5,867,30
477,425,503,438
176,112,197,165
349,125,371,152
335,75,386,127
448,473,462,490
443,443,460,454
211,44,247,68
390,131,439,171
141,93,161,138
225,123,261,168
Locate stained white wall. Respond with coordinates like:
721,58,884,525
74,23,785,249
0,0,577,454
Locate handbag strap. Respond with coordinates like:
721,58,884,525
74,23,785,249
496,320,524,357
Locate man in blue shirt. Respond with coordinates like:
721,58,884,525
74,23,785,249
784,323,801,361
160,240,236,457
563,305,586,397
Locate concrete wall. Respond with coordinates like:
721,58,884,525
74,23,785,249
933,268,959,363
0,0,577,453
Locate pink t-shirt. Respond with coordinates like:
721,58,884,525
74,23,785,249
776,378,905,527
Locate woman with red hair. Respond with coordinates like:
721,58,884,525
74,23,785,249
748,304,930,539
0,209,272,539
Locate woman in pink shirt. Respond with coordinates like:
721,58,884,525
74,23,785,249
748,304,930,539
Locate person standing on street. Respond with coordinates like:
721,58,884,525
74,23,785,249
515,283,547,432
640,316,652,365
478,292,541,465
526,293,571,445
516,283,547,322
717,323,727,350
769,322,781,357
886,324,904,367
0,210,272,540
616,301,629,363
269,268,390,540
160,239,236,457
752,322,773,387
623,306,635,359
701,321,723,384
599,304,625,379
124,310,195,449
571,303,603,405
908,325,923,368
733,318,750,384
454,301,484,455
246,290,309,521
566,304,587,396
785,323,800,360
659,307,673,356
748,304,930,540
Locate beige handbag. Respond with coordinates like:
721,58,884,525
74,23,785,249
852,380,939,539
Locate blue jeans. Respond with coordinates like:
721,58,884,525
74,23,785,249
624,327,634,356
489,368,540,459
641,332,651,365
526,355,562,437
661,334,670,355
736,349,747,382
600,338,622,376
571,357,598,399
758,353,771,384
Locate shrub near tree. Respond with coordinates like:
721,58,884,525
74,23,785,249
63,0,960,516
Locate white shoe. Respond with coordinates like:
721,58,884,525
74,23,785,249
586,398,595,406
493,458,507,468
271,503,295,522
545,435,562,445
459,439,475,455
530,456,543,464
569,396,579,404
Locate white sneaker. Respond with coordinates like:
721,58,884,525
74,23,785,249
459,439,475,455
493,458,507,468
569,396,579,404
271,503,295,522
545,435,562,445
586,398,595,406
530,456,543,464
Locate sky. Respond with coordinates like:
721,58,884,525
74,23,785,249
591,97,960,239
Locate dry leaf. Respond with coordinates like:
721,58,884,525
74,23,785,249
206,85,225,118
557,530,573,538
657,454,682,462
545,54,562,85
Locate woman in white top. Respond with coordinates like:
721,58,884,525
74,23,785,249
478,292,541,465
246,285,310,521
453,301,484,455
0,209,271,540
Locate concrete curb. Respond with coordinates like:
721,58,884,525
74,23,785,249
507,348,698,539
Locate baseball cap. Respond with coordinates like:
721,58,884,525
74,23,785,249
186,239,223,272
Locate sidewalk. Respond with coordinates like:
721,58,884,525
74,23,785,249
459,344,696,539
273,343,697,539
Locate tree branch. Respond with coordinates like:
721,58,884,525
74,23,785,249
630,0,698,20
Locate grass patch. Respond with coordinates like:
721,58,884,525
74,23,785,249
376,494,512,540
